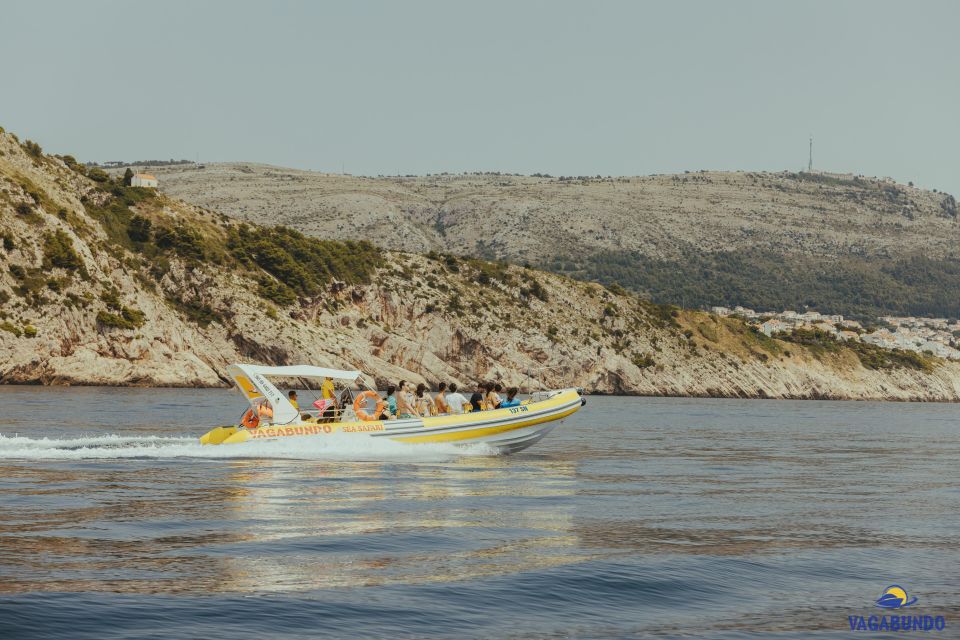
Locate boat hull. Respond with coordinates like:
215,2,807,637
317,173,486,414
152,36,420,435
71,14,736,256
204,388,583,454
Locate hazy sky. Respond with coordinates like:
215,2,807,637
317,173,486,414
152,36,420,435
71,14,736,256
3,1,958,193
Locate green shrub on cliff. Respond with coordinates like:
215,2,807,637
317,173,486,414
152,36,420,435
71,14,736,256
42,230,83,271
776,327,934,372
155,224,206,259
87,167,110,183
127,214,152,242
632,352,656,369
165,294,217,328
22,139,42,157
256,276,297,306
227,224,383,300
0,321,22,337
848,341,934,372
96,306,146,330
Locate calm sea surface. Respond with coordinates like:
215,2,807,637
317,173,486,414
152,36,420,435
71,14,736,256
0,388,957,639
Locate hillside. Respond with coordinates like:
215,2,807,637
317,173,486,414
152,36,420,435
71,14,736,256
3,128,960,399
148,163,960,319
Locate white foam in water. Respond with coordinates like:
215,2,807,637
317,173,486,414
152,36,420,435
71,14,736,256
0,431,496,462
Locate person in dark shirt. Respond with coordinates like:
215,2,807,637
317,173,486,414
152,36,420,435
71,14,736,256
469,383,484,412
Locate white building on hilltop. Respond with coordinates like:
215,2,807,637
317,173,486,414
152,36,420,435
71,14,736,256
131,173,158,188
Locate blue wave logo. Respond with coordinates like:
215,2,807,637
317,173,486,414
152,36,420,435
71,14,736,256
875,585,918,609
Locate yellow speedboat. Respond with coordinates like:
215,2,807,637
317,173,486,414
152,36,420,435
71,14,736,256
200,364,585,454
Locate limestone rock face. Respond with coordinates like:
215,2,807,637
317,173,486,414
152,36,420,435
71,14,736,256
3,130,960,399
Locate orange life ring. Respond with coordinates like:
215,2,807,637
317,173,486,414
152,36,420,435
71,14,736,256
353,390,385,422
241,408,260,429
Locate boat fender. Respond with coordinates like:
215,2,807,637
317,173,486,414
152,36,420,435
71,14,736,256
353,390,386,422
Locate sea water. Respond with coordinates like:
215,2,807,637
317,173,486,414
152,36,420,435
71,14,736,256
0,387,958,638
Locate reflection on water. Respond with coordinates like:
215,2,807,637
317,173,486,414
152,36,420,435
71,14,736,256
1,389,959,638
0,447,582,594
208,457,582,593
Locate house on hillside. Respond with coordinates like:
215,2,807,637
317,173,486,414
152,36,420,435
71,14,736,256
131,173,158,188
759,319,788,336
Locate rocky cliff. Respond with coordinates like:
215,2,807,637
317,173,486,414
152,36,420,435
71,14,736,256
3,128,960,399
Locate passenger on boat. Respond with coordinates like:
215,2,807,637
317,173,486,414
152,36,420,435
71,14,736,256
445,383,468,414
384,385,398,418
469,384,484,412
288,390,299,410
397,380,418,418
485,382,502,410
415,383,435,416
434,382,450,414
259,399,274,418
319,376,338,422
500,387,521,408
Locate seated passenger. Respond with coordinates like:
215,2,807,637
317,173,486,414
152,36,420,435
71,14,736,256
288,390,299,410
415,383,435,416
445,383,468,414
338,389,353,415
500,387,521,408
469,383,485,412
434,382,451,414
258,399,274,419
383,385,398,419
485,382,502,410
397,380,418,418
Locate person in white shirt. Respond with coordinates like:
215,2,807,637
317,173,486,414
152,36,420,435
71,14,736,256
444,383,468,414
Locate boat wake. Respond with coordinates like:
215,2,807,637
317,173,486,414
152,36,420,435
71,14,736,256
0,431,495,462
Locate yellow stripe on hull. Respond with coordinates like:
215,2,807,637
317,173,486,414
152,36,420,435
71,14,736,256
389,404,581,444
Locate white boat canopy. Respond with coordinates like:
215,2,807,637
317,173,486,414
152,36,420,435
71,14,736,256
226,363,364,425
233,364,363,381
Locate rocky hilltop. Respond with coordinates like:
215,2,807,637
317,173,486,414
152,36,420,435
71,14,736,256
149,163,959,260
149,163,960,318
3,128,960,399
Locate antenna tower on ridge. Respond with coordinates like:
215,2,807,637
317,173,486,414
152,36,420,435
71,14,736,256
808,135,813,172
